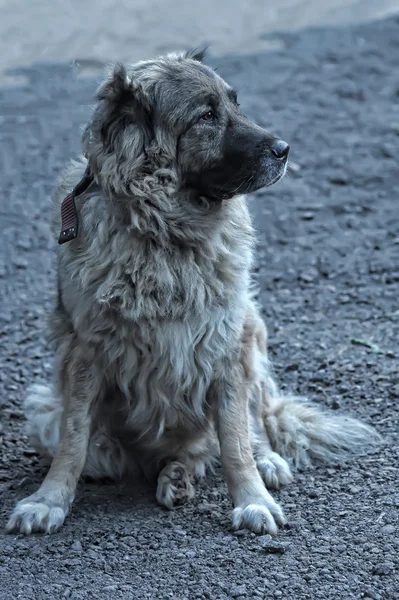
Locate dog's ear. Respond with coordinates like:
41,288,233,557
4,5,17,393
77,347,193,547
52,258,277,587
96,63,133,103
96,64,153,153
184,47,207,63
83,64,153,189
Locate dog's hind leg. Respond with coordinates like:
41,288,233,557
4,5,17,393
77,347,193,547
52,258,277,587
155,431,218,508
250,386,293,490
84,428,130,480
247,309,293,490
6,338,104,534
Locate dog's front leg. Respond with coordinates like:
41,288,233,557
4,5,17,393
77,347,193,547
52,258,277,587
7,344,100,534
213,364,286,535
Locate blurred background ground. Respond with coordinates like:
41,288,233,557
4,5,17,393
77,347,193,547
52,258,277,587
0,2,399,599
0,0,398,81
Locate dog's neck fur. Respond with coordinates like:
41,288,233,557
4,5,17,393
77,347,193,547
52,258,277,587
54,157,255,326
87,152,231,248
51,156,256,437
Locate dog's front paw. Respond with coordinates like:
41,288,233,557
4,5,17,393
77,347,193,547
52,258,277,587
256,451,293,490
232,492,285,535
156,461,195,509
6,490,70,535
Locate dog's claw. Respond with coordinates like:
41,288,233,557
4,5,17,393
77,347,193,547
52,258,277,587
156,461,195,508
6,491,70,535
231,495,285,535
7,501,67,535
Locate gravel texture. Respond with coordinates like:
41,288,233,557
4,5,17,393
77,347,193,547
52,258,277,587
1,11,399,600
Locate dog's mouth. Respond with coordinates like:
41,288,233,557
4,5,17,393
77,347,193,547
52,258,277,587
262,159,288,188
235,156,288,197
183,143,289,203
229,144,290,198
197,160,288,202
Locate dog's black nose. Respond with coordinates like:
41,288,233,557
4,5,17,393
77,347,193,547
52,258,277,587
271,140,290,160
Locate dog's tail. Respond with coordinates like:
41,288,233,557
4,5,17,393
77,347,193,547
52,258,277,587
262,386,380,469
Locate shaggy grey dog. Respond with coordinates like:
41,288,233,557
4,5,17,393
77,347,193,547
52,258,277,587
7,50,377,536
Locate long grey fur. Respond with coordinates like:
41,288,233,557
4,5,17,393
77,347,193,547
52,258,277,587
7,51,379,536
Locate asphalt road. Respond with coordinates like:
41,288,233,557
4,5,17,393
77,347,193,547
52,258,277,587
0,3,399,600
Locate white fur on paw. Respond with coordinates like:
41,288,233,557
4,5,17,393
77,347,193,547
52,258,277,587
256,452,293,490
232,496,285,535
6,501,66,535
156,462,195,509
6,492,69,535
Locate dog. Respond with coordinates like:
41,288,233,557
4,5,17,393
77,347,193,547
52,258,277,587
6,50,378,535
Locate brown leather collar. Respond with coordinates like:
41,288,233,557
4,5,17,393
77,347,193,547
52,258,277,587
58,167,94,244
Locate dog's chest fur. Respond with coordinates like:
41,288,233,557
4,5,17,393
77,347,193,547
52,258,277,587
55,163,254,438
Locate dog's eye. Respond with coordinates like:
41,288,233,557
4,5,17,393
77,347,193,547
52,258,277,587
201,111,216,122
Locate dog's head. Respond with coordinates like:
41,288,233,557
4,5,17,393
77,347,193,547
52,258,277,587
83,50,289,201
